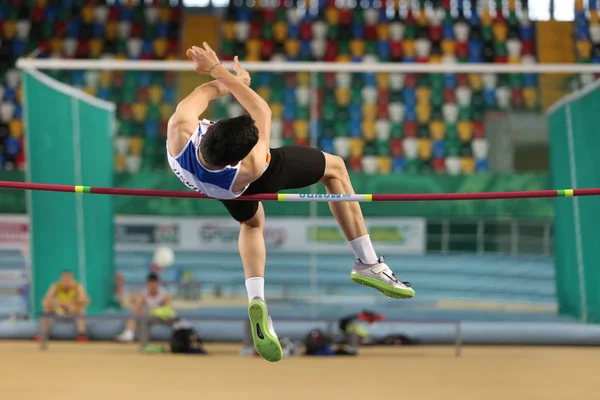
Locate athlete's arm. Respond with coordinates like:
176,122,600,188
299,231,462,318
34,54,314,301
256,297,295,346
187,43,271,176
76,284,90,307
42,284,57,309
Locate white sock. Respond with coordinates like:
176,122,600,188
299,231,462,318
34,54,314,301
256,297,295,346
245,277,265,302
349,235,378,264
122,330,134,339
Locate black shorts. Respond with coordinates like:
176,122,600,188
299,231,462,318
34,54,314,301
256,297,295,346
221,146,326,222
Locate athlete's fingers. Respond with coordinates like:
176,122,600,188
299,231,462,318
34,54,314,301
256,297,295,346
202,42,213,53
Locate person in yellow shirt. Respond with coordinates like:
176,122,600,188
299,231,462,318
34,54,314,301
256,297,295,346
39,270,90,342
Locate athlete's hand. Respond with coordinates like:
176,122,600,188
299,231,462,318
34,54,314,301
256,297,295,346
186,42,221,76
232,56,251,86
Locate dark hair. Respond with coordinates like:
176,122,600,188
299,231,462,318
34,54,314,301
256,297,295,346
199,115,259,167
61,270,73,276
147,272,159,282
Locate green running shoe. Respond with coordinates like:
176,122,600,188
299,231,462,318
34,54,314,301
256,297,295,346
248,297,283,362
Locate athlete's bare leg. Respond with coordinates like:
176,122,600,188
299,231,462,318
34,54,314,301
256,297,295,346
239,203,266,280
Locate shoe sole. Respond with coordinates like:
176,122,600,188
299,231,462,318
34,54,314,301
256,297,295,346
350,273,415,299
248,300,283,362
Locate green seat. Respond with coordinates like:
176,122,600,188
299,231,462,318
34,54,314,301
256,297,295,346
327,26,339,40
58,7,72,21
417,74,429,88
339,41,350,56
496,74,509,88
335,121,348,137
365,41,377,55
404,25,417,40
116,39,128,56
296,105,310,120
213,104,229,120
430,74,443,90
471,91,484,110
323,103,337,123
151,72,165,86
446,124,458,141
276,9,286,21
431,109,443,121
262,25,274,40
323,89,336,105
431,90,443,108
315,73,325,88
352,9,364,24
481,27,493,42
446,140,460,157
420,160,433,174
132,123,145,137
132,7,145,24
472,110,484,121
322,122,336,138
110,87,123,103
351,88,362,103
509,74,523,89
418,124,429,138
507,12,519,29
390,91,404,103
336,107,349,121
271,88,284,103
271,74,285,89
283,138,294,146
461,143,473,157
405,158,420,173
122,89,136,104
222,40,235,58
390,122,403,139
119,121,133,137
351,74,363,89
144,24,157,40
148,105,161,122
458,106,472,121
494,42,508,57
364,142,377,156
376,140,390,156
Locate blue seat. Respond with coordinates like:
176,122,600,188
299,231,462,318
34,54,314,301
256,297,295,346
71,71,85,87
13,105,22,119
444,73,457,89
575,23,589,41
404,107,416,122
469,40,483,62
142,40,154,57
3,88,16,103
403,56,417,63
348,119,362,137
348,103,362,118
163,87,176,103
442,23,455,39
433,140,445,158
120,7,134,21
392,157,405,172
45,5,58,21
236,7,252,22
314,122,323,137
520,25,535,42
523,73,537,87
11,39,26,57
320,137,334,154
300,40,312,58
284,88,296,104
137,72,152,88
156,23,169,38
403,88,416,107
4,136,20,157
363,72,377,87
483,88,497,108
377,41,390,59
97,87,111,100
0,6,7,21
92,23,105,39
283,104,295,121
352,24,364,39
257,72,272,87
475,158,489,172
144,121,159,140
287,24,300,39
66,20,81,38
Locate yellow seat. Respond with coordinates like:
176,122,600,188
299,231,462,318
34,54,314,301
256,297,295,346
9,120,23,138
158,8,172,23
508,55,521,64
378,156,392,173
418,138,432,160
81,6,94,24
508,0,517,11
468,74,483,91
335,88,351,106
115,154,127,173
403,40,416,58
457,121,473,142
376,73,389,88
441,40,456,56
153,39,167,58
416,87,431,103
244,54,260,62
274,21,288,42
297,72,310,87
246,39,261,56
417,9,428,26
105,21,118,41
481,9,493,26
293,120,309,139
16,87,22,105
222,21,236,41
461,157,475,174
577,41,592,59
416,103,432,125
129,137,144,156
90,39,104,58
132,103,148,122
575,0,584,11
336,54,352,63
350,40,366,57
148,86,163,104
493,23,508,42
362,120,376,141
590,13,599,25
284,40,300,57
349,138,364,158
50,39,63,54
430,120,445,140
2,21,16,40
376,25,389,41
83,87,97,97
36,0,49,6
362,104,377,121
115,54,128,60
159,104,173,121
325,8,340,25
257,87,271,102
523,88,538,110
271,104,283,119
429,55,442,63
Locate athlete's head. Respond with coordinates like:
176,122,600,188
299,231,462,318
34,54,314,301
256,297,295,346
59,270,75,288
147,272,160,295
200,115,259,167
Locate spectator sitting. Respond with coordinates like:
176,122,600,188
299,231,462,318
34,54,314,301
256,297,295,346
116,272,175,342
39,270,90,342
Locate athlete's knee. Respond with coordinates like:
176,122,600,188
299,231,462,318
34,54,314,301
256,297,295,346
321,153,349,183
240,203,265,230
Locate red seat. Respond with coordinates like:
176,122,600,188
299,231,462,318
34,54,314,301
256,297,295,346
340,9,352,25
364,25,377,40
76,40,90,58
294,138,309,146
285,73,297,87
32,6,45,23
429,25,443,42
390,139,403,157
456,41,468,59
377,103,389,119
249,23,261,39
495,55,508,63
119,104,132,120
443,88,456,103
473,121,485,138
300,22,312,40
390,41,403,60
325,41,339,62
108,7,120,20
130,23,143,38
433,158,446,173
136,88,148,102
283,121,294,138
511,89,524,108
417,56,429,63
522,41,535,55
263,9,276,24
261,40,275,59
324,72,336,89
405,74,417,88
350,156,362,173
378,89,390,105
457,74,469,87
404,121,418,137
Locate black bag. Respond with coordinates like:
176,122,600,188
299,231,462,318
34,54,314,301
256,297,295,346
170,319,205,354
304,329,334,355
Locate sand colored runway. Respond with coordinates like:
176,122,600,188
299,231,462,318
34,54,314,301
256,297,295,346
1,341,598,400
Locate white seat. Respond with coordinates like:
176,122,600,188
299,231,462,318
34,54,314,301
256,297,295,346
127,38,143,58
126,156,142,174
270,120,283,138
295,87,310,105
286,8,302,24
361,156,379,174
114,136,130,156
336,72,352,89
16,20,31,40
311,39,326,59
428,8,444,26
507,39,522,57
333,137,350,159
388,102,405,122
5,69,20,89
453,22,469,42
495,87,511,110
84,71,100,88
312,21,327,40
228,102,244,118
402,138,419,159
363,8,379,25
94,6,109,23
521,55,536,65
415,38,432,58
483,73,498,90
118,21,131,39
271,53,287,63
145,7,159,24
456,87,472,107
389,73,405,90
361,87,378,104
472,139,489,159
445,157,461,175
441,54,457,64
442,103,459,124
63,39,78,57
235,21,250,41
375,119,391,140
519,10,531,27
580,73,595,87
0,102,16,123
362,54,379,63
389,22,405,41
590,25,600,44
269,137,282,149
